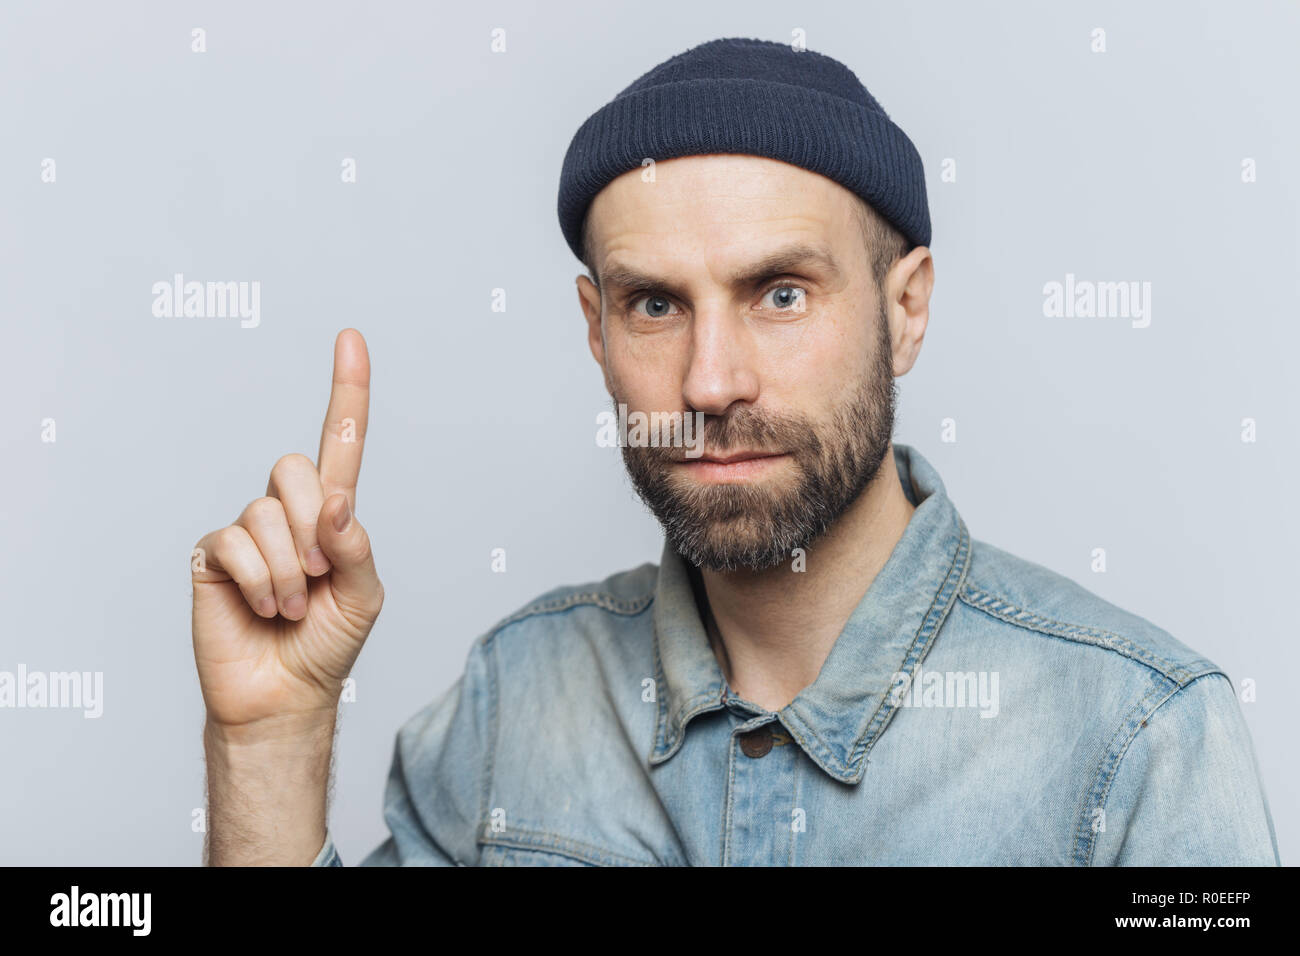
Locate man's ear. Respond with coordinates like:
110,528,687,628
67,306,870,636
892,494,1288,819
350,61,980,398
577,275,613,395
887,246,934,377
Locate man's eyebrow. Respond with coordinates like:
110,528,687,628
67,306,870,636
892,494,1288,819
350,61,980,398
599,244,842,296
728,244,842,287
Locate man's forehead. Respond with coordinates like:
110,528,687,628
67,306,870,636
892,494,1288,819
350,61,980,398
586,154,856,266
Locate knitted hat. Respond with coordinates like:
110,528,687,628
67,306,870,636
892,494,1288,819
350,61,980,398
557,37,930,264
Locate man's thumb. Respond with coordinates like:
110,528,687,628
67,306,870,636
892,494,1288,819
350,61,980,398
316,493,383,623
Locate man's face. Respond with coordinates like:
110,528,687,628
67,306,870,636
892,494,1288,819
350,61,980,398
579,155,902,573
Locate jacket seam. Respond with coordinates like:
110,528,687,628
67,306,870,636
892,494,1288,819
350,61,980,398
1075,671,1227,866
721,725,738,866
650,614,669,762
478,826,653,867
476,635,500,866
490,589,656,636
787,758,802,865
958,584,1208,684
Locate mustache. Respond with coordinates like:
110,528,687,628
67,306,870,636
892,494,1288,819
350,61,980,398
623,404,816,462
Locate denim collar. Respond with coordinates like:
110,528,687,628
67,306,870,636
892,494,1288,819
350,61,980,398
648,442,972,784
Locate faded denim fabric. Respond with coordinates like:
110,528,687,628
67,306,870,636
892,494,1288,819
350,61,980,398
312,443,1280,867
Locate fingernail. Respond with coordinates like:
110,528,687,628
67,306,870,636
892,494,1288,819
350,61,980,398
307,547,330,575
333,498,352,533
284,592,307,618
258,595,277,617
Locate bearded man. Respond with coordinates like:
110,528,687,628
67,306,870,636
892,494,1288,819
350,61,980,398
193,38,1279,867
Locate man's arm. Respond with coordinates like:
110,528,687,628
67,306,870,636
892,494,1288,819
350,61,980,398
1092,672,1280,866
206,716,336,867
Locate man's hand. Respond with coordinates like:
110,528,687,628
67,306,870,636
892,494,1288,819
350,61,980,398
193,329,383,864
192,328,384,730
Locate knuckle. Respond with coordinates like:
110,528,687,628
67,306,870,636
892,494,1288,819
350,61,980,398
243,496,286,525
213,525,244,554
348,578,384,622
351,528,374,564
271,452,315,481
240,569,273,594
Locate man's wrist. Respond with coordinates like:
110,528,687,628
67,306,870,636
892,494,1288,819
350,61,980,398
204,708,338,750
203,714,337,866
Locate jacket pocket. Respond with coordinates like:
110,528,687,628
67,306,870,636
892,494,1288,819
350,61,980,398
479,844,598,867
477,826,654,866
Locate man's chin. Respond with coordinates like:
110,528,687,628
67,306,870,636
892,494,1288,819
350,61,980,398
662,470,797,509
677,545,792,574
661,515,808,574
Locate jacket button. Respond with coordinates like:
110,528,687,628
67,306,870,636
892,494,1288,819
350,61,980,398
739,725,774,758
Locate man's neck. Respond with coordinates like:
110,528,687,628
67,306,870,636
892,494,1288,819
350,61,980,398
690,442,916,713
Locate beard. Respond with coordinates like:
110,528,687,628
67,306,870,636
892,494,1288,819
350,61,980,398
618,303,898,573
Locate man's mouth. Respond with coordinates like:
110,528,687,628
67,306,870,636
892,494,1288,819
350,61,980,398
676,449,790,482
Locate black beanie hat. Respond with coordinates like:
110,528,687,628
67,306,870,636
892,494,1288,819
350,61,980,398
557,37,931,264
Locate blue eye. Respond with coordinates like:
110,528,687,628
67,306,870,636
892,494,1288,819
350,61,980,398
762,285,806,311
633,295,679,318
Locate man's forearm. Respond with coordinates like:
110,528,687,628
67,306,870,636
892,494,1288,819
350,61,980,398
203,715,336,866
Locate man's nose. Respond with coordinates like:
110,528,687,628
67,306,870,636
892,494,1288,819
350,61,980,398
679,308,760,417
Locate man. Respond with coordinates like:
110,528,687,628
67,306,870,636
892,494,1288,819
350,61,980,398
194,37,1280,866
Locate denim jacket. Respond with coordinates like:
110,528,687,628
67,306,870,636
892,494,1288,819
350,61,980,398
313,443,1280,866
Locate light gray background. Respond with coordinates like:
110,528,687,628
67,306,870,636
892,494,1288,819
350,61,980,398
1,0,1295,865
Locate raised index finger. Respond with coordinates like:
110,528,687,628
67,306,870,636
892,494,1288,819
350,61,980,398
317,328,370,510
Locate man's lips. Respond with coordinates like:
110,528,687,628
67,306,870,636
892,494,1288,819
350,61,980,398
673,449,785,464
693,450,784,464
674,450,790,482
